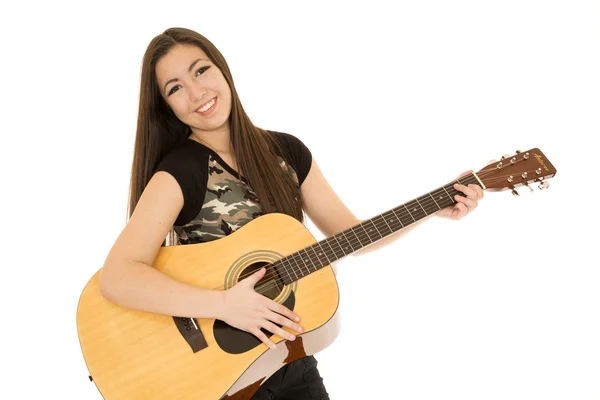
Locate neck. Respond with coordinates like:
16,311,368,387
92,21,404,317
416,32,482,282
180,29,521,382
273,173,483,285
189,125,232,153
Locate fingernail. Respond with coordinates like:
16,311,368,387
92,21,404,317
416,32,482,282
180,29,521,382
295,316,300,321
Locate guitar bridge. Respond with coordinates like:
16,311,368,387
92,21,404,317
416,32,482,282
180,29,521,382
173,317,208,353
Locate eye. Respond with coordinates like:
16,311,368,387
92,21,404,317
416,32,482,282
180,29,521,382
167,66,211,96
167,85,180,96
196,66,209,76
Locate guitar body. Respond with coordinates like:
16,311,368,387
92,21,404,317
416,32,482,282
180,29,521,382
76,213,341,400
77,147,557,399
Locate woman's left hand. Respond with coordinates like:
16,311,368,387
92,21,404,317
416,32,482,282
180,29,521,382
435,170,484,220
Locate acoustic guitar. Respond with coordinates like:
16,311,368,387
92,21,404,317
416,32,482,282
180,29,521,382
76,148,556,399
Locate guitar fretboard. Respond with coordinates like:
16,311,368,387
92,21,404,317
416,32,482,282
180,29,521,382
273,173,481,285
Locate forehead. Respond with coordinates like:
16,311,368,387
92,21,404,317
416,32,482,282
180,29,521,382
155,44,210,84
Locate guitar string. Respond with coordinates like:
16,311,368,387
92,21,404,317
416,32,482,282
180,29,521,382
246,166,544,294
249,167,544,294
220,173,482,293
239,164,537,292
205,162,543,294
220,165,543,295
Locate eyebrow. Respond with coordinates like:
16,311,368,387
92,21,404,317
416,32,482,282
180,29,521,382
162,58,209,94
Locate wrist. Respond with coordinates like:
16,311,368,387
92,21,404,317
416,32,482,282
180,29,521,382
212,289,228,321
191,287,228,320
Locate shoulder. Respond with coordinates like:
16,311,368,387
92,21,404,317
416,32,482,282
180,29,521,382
155,139,210,226
155,139,213,184
265,129,313,186
267,130,309,150
157,139,208,169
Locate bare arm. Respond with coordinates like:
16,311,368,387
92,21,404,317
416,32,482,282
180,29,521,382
98,171,302,348
300,158,428,257
98,171,225,319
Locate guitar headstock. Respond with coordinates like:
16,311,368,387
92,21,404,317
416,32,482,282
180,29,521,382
475,149,557,196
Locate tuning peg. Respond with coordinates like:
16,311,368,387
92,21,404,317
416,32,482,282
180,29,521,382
515,150,522,154
511,188,520,197
538,181,550,190
524,183,534,192
501,154,511,160
487,159,498,164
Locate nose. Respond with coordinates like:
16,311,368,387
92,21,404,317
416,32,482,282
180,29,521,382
188,83,207,103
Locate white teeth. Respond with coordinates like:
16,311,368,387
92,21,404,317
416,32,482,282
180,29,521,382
197,99,215,112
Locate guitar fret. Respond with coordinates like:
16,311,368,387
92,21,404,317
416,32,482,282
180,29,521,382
361,220,377,244
390,209,405,229
406,200,427,220
383,211,400,231
281,174,484,284
354,223,372,246
441,185,454,202
369,217,385,238
295,254,306,278
325,237,344,259
359,223,374,244
300,249,317,273
323,248,336,264
340,230,358,252
415,197,427,214
277,259,293,285
379,213,394,234
349,227,363,248
402,204,416,222
418,193,439,214
315,243,332,265
285,259,296,284
428,193,441,210
394,206,413,227
294,250,309,276
330,233,346,256
306,249,317,273
287,255,300,281
291,251,305,276
431,187,452,208
307,245,323,270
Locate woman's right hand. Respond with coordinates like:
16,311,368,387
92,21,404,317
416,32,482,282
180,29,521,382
221,267,304,349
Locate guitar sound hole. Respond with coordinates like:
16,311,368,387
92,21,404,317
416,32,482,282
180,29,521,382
213,261,296,354
243,262,283,300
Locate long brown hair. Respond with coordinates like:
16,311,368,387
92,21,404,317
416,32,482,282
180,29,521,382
128,27,304,231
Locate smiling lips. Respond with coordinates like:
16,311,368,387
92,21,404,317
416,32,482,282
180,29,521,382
195,97,217,114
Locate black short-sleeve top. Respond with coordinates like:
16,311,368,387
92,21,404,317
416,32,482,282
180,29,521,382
155,130,312,244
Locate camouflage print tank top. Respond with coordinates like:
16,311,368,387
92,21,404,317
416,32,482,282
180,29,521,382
155,130,312,245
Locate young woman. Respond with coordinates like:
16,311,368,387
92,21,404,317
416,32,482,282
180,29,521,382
98,27,484,400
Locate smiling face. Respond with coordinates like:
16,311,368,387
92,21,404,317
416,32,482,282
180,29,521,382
155,44,232,138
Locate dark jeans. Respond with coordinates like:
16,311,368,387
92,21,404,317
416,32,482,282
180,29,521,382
250,356,330,400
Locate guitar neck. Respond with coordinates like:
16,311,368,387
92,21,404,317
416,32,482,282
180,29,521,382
275,172,483,285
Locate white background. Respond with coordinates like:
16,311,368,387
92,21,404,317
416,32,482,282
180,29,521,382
1,1,598,399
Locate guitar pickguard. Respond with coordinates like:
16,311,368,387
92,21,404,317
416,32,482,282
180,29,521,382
214,255,297,354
